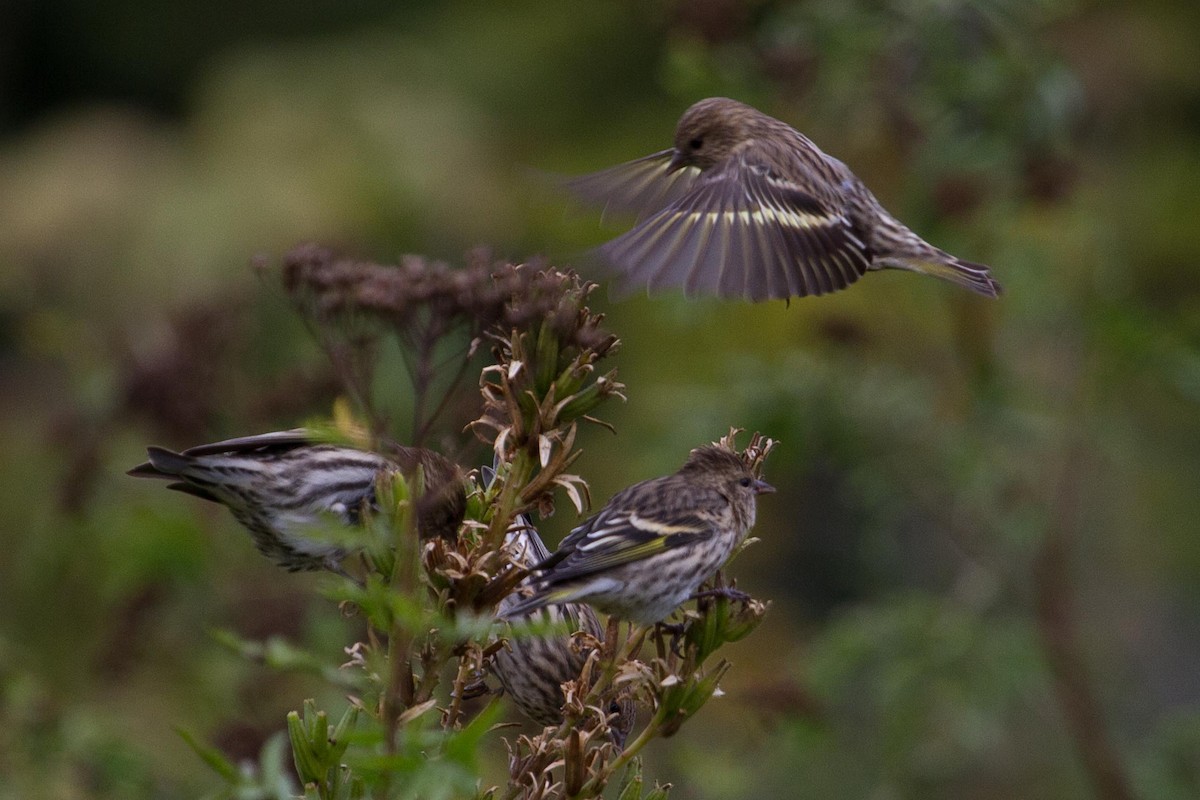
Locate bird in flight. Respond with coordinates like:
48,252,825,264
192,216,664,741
566,97,1001,301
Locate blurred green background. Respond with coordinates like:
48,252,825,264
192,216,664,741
2,0,1198,797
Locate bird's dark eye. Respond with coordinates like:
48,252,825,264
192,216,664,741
689,137,704,151
739,477,752,488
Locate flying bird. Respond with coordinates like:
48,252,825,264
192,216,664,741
566,97,1001,301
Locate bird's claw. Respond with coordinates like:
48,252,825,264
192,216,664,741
691,587,753,604
460,676,494,701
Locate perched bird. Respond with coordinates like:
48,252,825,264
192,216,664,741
566,96,1001,301
128,430,465,572
503,445,774,625
488,497,636,745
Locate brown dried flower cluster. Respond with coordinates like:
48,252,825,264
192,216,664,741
278,244,619,447
281,243,616,356
715,428,777,478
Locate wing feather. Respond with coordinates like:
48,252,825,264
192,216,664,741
564,149,703,221
595,150,870,302
538,511,715,585
179,429,313,458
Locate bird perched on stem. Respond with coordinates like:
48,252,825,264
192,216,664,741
566,96,1001,301
128,430,465,573
485,486,635,744
503,444,774,625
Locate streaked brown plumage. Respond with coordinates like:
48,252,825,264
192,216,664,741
490,503,635,744
567,97,1001,300
503,445,774,625
128,430,465,572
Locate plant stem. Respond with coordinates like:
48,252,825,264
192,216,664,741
1034,437,1136,800
414,341,475,447
381,485,421,787
580,717,661,796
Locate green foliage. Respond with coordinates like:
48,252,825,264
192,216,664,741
177,728,296,800
1,0,1198,797
286,702,361,797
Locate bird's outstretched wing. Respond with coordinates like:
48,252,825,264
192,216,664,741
564,149,703,222
597,152,872,301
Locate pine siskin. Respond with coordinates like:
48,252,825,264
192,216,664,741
479,467,635,743
503,444,774,625
492,510,636,744
128,429,465,572
567,96,1001,300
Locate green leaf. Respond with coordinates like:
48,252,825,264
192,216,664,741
656,661,731,737
259,731,297,797
329,705,360,763
174,726,240,784
534,319,561,394
288,709,325,787
616,758,645,800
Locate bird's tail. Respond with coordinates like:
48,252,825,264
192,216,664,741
888,252,1002,298
498,586,584,622
134,446,194,477
868,213,1002,298
130,445,271,486
127,447,225,502
870,243,1000,298
128,431,312,483
130,443,290,500
497,592,550,621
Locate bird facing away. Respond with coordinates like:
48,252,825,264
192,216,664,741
486,492,636,744
566,97,1001,301
502,445,774,625
128,430,465,572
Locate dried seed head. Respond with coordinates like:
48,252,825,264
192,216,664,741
281,244,617,356
714,427,778,477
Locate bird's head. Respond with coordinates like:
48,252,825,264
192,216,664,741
681,445,775,500
669,97,759,172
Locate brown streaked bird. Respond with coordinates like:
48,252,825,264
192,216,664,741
502,445,774,626
566,97,1001,301
128,430,465,573
482,472,635,745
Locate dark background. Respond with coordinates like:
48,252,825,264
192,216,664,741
1,1,1198,797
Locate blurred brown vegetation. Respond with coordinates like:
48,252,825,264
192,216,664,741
1,0,1198,798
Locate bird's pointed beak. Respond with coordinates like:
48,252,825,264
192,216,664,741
753,478,775,495
665,149,687,174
